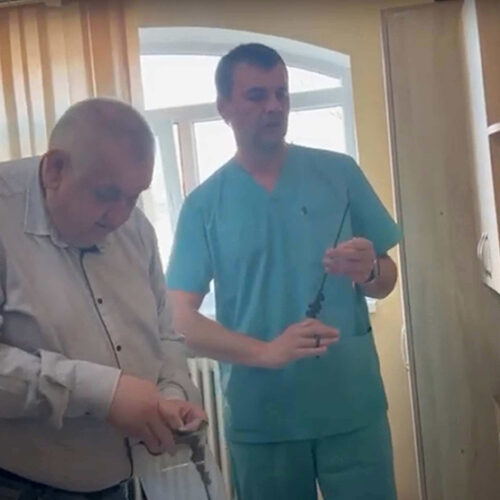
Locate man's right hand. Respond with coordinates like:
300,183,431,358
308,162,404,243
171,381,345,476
107,374,205,455
258,318,340,369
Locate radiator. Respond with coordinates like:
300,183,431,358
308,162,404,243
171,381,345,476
188,357,232,500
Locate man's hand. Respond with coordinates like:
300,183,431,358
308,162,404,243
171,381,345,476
258,319,340,369
323,237,376,284
107,374,206,455
158,398,207,434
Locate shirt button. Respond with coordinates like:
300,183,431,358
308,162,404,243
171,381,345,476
97,298,103,305
116,345,122,352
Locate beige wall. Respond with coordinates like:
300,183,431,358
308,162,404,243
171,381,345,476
136,1,432,498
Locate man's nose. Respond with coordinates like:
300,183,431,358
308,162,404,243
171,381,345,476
103,201,133,230
265,93,284,113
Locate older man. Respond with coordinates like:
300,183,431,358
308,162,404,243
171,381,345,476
0,98,205,499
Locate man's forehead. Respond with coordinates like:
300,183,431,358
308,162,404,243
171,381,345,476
232,62,288,88
90,174,151,197
80,156,153,192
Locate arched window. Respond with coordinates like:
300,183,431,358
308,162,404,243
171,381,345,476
139,27,358,275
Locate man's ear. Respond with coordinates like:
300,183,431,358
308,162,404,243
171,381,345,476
217,96,230,125
40,150,70,191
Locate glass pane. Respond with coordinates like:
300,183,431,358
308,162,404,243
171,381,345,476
194,120,236,183
172,123,181,167
172,123,186,195
141,55,219,109
199,281,216,319
287,107,346,153
288,67,341,93
143,137,175,269
141,55,341,110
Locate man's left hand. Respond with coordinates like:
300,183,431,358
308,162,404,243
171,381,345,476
323,237,376,284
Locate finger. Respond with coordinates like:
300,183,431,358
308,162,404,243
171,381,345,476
300,332,340,343
334,247,371,262
344,253,373,264
148,416,176,455
322,254,337,265
323,253,363,274
349,237,374,250
324,246,343,259
157,400,184,431
295,346,330,359
299,319,337,331
297,336,319,348
186,402,208,420
178,417,205,433
299,318,316,327
323,259,341,274
324,260,344,275
327,240,374,257
325,239,360,254
141,425,162,455
189,407,208,424
300,326,340,339
180,410,208,432
178,401,208,423
297,335,337,348
337,237,371,250
331,255,373,273
313,322,341,335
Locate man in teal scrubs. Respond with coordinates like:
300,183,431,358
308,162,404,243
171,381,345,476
166,43,401,500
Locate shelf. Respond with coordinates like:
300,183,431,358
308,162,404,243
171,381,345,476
488,123,500,136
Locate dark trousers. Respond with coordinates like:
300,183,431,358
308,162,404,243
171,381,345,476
0,468,130,500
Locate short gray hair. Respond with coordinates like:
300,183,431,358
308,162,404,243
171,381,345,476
49,98,155,170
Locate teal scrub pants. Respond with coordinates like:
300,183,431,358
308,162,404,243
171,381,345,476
228,413,396,500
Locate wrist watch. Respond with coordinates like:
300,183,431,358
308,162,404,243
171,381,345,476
364,257,380,284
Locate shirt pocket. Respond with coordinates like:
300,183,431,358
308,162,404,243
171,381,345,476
210,213,267,276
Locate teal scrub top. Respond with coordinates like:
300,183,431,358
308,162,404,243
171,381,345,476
166,145,402,443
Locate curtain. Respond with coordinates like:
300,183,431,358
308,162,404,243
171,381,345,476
0,0,142,162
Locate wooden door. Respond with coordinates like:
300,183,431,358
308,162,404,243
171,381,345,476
382,3,500,499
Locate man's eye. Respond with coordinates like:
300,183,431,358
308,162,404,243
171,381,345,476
247,91,266,101
94,189,121,202
277,89,289,100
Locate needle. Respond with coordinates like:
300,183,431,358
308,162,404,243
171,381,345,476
161,461,205,472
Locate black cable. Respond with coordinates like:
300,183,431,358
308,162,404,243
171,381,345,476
173,427,213,500
305,200,351,319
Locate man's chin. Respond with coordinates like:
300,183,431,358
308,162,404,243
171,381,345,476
63,232,107,249
256,135,286,152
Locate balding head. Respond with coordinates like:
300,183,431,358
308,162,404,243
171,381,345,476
41,98,155,248
49,98,155,173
